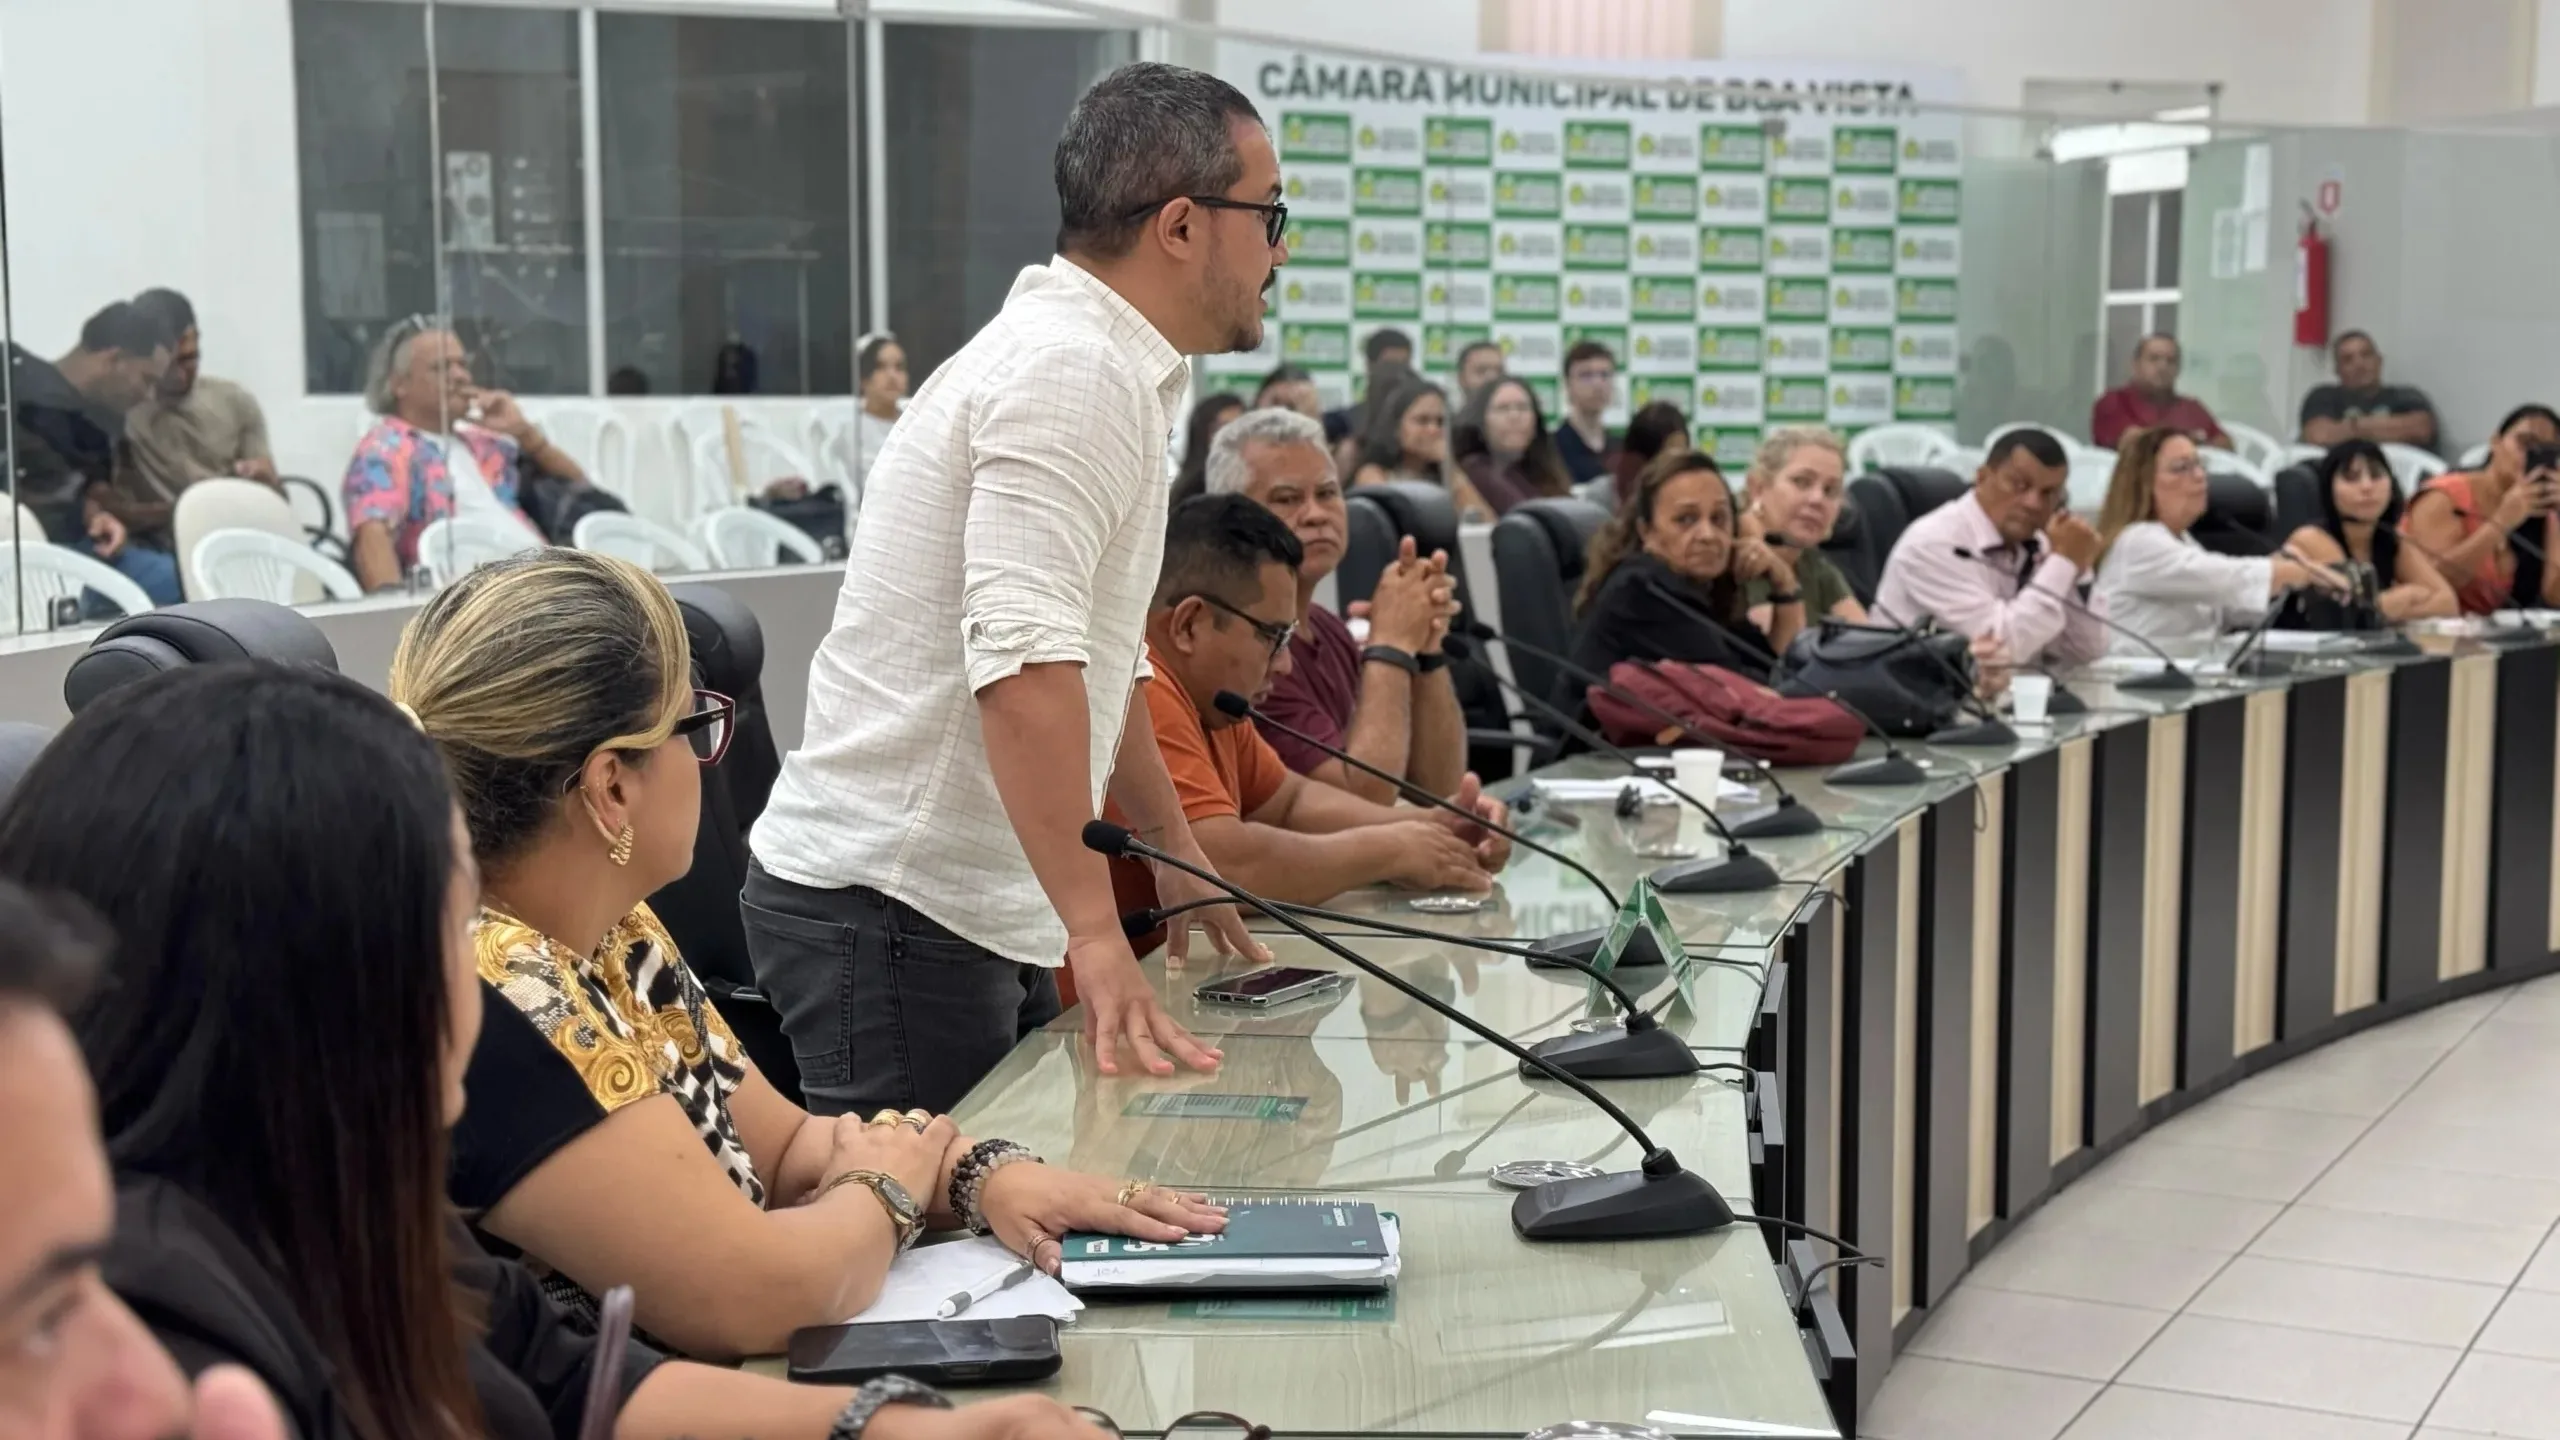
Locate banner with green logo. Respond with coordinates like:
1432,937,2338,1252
1216,46,1965,437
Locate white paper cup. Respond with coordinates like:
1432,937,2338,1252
1671,747,1725,802
2011,673,2054,724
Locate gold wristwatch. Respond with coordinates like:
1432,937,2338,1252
816,1168,923,1250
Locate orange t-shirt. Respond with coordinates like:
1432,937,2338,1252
2407,473,2544,615
1104,643,1293,945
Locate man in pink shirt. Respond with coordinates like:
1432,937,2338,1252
2090,333,2232,450
1874,427,2109,667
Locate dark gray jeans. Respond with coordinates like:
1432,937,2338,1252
740,862,1062,1117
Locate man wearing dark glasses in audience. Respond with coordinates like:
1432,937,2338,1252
1105,496,1510,948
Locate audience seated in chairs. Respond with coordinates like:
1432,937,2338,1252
124,288,282,498
1739,426,1866,627
1206,408,1468,805
390,550,1221,1357
1350,375,1488,517
833,332,908,500
2403,402,2560,615
2299,330,2438,453
1455,340,1507,399
1450,376,1573,517
1564,451,1788,699
1552,341,1621,486
343,317,588,593
1873,427,2108,668
2090,333,2232,451
0,662,1116,1440
9,300,182,606
1252,362,1322,420
2282,440,2454,623
1109,495,1509,931
1608,400,1691,504
2093,428,2346,655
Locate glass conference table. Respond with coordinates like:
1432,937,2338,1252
882,625,2520,1437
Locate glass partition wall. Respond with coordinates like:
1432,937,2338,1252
10,1,2560,633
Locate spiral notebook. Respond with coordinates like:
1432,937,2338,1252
1058,1198,1401,1294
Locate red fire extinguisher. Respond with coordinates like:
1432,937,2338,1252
2294,208,2330,347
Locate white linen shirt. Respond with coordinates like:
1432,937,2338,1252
750,257,1188,966
2091,521,2273,658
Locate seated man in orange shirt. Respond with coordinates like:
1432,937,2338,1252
1109,495,1511,939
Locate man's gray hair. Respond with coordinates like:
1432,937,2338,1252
362,322,441,416
1055,62,1262,259
1204,407,1327,497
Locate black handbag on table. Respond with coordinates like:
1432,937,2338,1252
1774,619,1975,737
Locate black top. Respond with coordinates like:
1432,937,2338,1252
2299,384,2437,450
450,984,619,1214
1552,422,1620,486
7,344,117,543
1564,552,1776,713
106,1174,666,1440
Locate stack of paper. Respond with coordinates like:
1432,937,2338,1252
842,1234,1082,1324
1531,775,1757,808
1060,1203,1401,1294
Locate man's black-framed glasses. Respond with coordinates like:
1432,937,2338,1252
1184,592,1297,661
1121,195,1289,248
1072,1407,1270,1440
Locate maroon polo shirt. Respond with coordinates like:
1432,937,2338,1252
1255,603,1363,776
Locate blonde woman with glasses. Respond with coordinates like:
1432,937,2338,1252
392,550,1223,1360
2091,427,2347,656
1739,426,1866,627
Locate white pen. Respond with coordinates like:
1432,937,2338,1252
937,1262,1035,1320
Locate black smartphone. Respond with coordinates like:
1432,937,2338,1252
784,1317,1062,1387
1194,964,1345,1007
2525,442,2560,475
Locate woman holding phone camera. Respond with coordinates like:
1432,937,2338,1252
0,664,1114,1440
2283,439,2456,623
2405,403,2560,614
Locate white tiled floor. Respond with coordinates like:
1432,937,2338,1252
1865,973,2560,1439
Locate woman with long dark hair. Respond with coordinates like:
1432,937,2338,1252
1349,376,1489,517
1170,391,1245,505
1607,400,1691,503
0,664,1105,1440
1564,450,1792,694
2404,402,2560,613
2282,439,2454,622
1449,376,1572,515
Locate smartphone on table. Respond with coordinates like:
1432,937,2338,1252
784,1317,1062,1386
1193,964,1345,1007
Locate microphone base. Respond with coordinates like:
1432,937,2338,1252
1522,1022,1701,1081
2482,627,2548,649
2116,666,2198,691
2230,653,2298,678
1727,798,1823,838
2046,685,2090,715
1650,850,1783,893
1525,924,1668,970
1827,751,1931,786
1511,1164,1737,1240
1930,717,2018,746
2358,633,2424,657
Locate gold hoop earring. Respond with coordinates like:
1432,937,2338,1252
609,824,635,868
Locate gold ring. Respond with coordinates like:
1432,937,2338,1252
903,1108,933,1131
1115,1180,1152,1207
869,1109,904,1128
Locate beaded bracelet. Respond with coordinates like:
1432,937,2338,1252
948,1138,1040,1232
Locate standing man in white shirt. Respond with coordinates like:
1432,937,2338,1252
746,62,1284,1117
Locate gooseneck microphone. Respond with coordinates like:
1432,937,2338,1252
1084,821,1735,1239
1124,894,1703,1080
1453,620,1821,839
1634,578,1929,785
1442,636,1783,895
1952,546,2197,691
2445,507,2556,646
1212,688,1645,977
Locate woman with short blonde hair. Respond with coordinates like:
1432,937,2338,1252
394,549,1224,1359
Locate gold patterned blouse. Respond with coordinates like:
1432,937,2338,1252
472,903,765,1206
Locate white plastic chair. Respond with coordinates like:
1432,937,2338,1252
0,542,154,629
2222,421,2289,475
572,512,710,574
686,427,822,519
2458,442,2491,470
190,529,363,604
694,506,826,568
804,402,858,486
412,514,544,587
2381,442,2448,492
2284,442,2329,469
175,479,305,602
2198,445,2273,489
1846,422,1959,474
2067,452,2119,512
532,404,637,499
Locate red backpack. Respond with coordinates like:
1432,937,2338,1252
1587,660,1864,766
